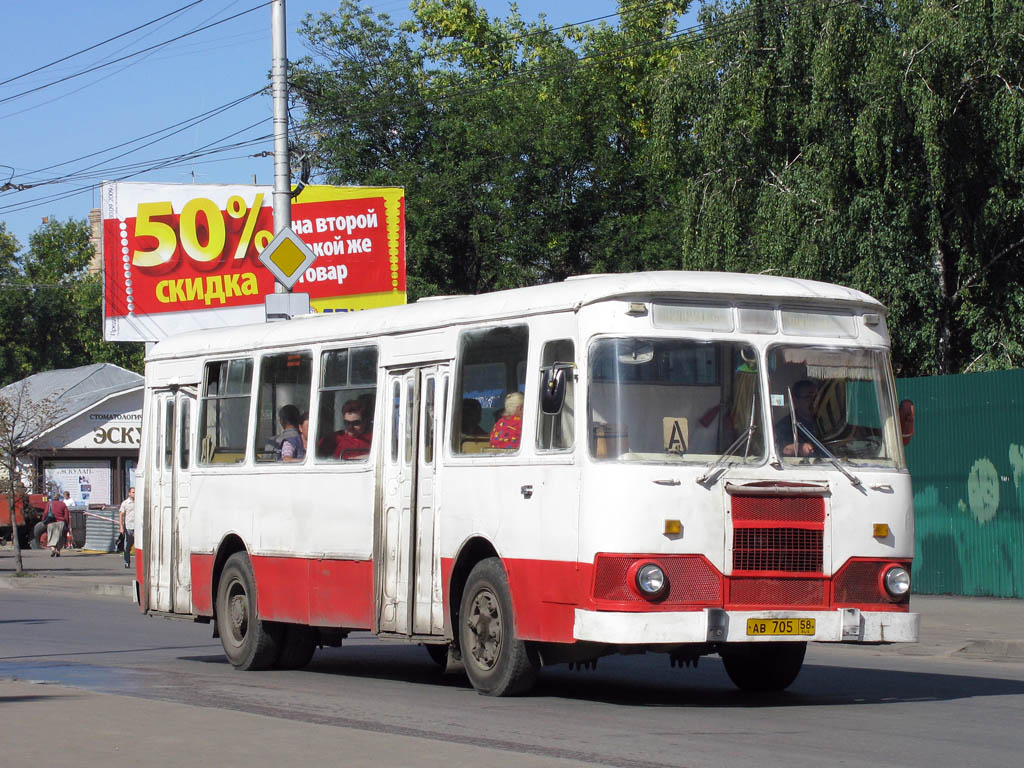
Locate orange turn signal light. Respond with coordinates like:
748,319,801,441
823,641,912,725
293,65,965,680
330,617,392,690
873,523,890,538
664,519,682,535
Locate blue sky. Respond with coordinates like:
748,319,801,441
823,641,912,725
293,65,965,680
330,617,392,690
0,1,693,248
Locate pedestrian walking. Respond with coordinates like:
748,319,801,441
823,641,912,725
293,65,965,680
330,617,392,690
45,494,70,557
119,487,136,570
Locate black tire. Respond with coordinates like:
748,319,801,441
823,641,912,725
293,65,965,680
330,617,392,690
458,558,539,696
216,552,283,670
721,642,806,692
274,624,317,670
424,643,449,667
30,522,46,549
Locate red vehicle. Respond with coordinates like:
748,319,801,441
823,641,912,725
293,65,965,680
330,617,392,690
0,493,49,549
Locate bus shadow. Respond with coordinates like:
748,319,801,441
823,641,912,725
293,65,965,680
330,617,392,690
184,643,1024,707
534,659,1024,707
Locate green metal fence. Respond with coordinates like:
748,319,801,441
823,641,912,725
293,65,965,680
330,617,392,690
897,369,1024,598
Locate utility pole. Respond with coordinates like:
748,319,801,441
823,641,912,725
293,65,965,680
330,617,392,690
261,0,315,316
271,0,290,293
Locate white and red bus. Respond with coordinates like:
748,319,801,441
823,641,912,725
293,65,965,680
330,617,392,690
136,272,918,695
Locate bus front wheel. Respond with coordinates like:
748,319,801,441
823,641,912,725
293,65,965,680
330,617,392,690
720,642,806,692
458,558,538,696
216,552,282,671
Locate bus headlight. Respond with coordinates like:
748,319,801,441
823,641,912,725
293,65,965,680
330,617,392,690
636,563,667,598
883,566,910,599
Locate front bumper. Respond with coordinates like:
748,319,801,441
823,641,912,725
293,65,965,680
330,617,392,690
574,607,920,645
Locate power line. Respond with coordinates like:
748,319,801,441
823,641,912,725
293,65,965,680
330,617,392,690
0,1,271,107
0,0,208,88
6,90,266,189
0,128,273,215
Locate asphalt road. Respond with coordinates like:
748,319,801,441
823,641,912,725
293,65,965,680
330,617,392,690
2,589,1024,768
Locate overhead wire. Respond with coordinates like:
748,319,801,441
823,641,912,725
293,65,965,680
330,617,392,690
9,89,267,189
0,1,272,107
0,0,235,122
0,125,272,215
0,0,208,88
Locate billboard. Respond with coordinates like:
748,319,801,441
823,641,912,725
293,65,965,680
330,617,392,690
102,182,406,342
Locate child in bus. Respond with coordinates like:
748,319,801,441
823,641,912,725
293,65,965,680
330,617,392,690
461,398,487,437
489,392,524,450
332,400,372,460
274,405,303,461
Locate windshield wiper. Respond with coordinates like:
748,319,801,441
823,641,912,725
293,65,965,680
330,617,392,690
697,424,758,485
795,423,863,488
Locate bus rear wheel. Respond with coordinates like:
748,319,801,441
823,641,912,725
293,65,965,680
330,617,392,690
216,552,282,670
720,642,806,692
274,624,317,669
458,558,538,696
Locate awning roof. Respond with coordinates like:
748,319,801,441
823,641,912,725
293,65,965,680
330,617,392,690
1,364,142,446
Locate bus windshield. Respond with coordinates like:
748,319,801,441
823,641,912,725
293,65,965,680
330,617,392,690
766,345,904,468
588,338,764,464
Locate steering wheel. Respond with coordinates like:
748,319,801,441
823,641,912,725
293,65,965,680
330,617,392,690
824,435,881,458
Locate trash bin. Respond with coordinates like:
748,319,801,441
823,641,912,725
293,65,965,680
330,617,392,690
69,509,86,548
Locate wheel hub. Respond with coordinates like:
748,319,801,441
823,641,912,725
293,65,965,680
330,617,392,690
466,589,501,670
227,584,248,641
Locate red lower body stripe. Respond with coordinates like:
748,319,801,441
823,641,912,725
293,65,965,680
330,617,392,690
189,553,374,628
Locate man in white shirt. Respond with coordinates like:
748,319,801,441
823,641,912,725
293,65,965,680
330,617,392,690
118,487,136,570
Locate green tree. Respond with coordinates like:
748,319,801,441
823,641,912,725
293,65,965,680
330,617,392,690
0,217,143,386
290,0,1023,377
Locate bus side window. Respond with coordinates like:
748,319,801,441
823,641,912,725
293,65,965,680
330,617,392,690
452,325,529,454
254,351,313,463
317,345,378,462
179,398,191,469
197,359,253,466
537,339,575,451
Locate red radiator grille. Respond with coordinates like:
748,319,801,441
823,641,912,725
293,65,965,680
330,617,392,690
593,555,722,605
733,528,823,572
729,576,826,607
731,494,825,523
731,494,825,574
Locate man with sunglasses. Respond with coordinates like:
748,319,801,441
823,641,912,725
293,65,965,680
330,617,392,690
332,400,372,460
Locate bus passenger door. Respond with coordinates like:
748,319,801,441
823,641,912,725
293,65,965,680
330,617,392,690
413,367,445,635
376,365,446,637
146,390,195,614
171,391,194,613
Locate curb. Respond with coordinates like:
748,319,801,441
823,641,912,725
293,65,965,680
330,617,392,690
955,640,1024,662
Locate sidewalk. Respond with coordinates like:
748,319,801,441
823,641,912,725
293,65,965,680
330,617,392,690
0,545,135,599
2,545,1023,662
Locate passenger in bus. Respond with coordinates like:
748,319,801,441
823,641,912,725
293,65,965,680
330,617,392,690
489,392,524,450
775,379,822,457
272,405,304,461
332,400,372,460
297,411,309,458
461,398,487,436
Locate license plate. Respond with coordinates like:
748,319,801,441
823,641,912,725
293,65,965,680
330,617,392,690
746,618,816,636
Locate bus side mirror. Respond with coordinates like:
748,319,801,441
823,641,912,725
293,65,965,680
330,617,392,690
541,367,567,415
899,399,915,446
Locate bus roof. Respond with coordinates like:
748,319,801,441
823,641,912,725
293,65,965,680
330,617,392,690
147,271,884,362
